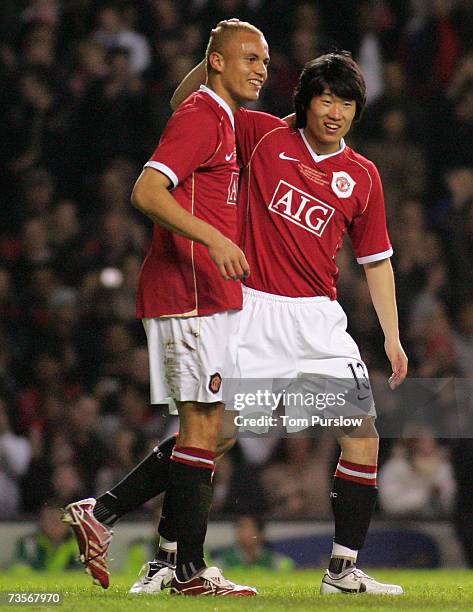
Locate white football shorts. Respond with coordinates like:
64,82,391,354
234,286,375,429
143,310,240,411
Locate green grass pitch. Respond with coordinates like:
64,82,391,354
0,569,472,611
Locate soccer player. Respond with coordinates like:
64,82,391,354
62,20,269,596
170,48,408,594
234,52,408,595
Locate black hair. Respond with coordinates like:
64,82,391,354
294,51,367,128
237,514,266,533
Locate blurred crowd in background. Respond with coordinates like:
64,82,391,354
0,0,472,565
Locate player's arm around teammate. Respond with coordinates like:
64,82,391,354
171,58,206,111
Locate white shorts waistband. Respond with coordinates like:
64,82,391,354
243,285,331,304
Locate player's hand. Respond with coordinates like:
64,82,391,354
385,338,408,390
207,233,250,281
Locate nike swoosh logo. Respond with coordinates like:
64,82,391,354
322,579,359,593
357,394,370,401
279,152,299,161
225,153,234,161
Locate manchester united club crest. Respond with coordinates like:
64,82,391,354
331,171,356,198
208,372,222,394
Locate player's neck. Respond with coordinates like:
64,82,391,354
302,127,343,156
206,78,240,113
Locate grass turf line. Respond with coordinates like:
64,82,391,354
0,569,472,611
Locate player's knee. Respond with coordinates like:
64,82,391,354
177,401,223,450
338,418,379,462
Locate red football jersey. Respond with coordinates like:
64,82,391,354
236,109,392,299
136,86,241,318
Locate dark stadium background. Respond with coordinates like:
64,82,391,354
0,0,472,570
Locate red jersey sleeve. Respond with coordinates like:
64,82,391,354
145,98,219,188
235,108,286,167
348,163,393,264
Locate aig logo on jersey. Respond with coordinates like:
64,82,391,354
227,172,239,206
331,171,356,198
268,180,335,237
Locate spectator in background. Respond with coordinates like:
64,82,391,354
146,0,181,38
92,4,151,76
94,343,152,418
48,199,80,252
7,168,56,239
410,294,457,378
6,69,72,182
20,0,60,29
400,0,461,99
15,352,70,434
109,254,142,322
344,275,385,370
21,167,56,220
392,199,446,339
114,385,157,438
20,23,57,73
75,47,148,177
435,166,473,228
453,301,473,377
0,270,21,350
447,50,473,101
95,427,146,496
19,218,52,270
50,462,86,507
436,69,473,172
98,321,135,383
454,0,473,51
357,60,426,143
49,199,83,286
69,39,108,99
355,0,387,105
209,453,237,517
96,158,140,213
379,437,456,518
436,166,473,305
260,4,332,117
11,502,80,572
21,429,73,513
261,437,334,519
0,397,31,519
358,107,427,221
44,288,82,381
66,394,109,491
211,515,295,570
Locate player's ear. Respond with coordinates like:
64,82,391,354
208,51,224,73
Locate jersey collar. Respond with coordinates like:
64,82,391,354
299,128,346,163
199,85,235,130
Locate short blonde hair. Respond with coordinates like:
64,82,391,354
205,19,265,72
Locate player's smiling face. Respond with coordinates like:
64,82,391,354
304,89,356,155
218,32,269,108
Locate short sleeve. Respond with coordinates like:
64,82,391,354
235,108,286,167
145,102,219,188
349,164,393,264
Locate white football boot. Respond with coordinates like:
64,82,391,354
321,567,404,595
129,561,174,594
